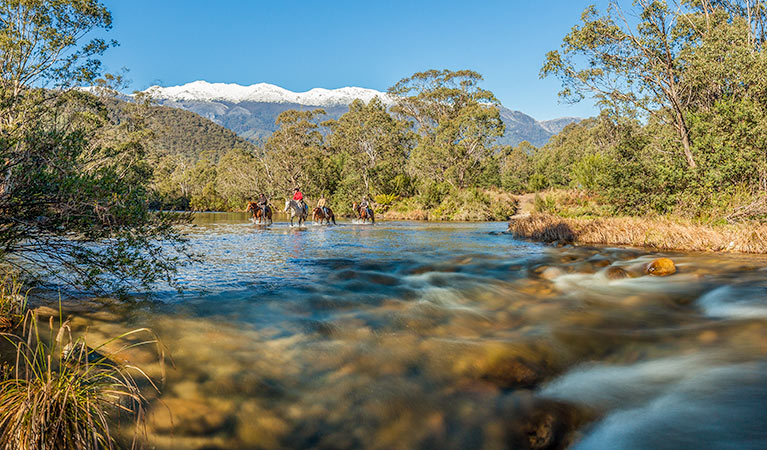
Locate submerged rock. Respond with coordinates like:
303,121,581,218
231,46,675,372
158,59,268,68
604,266,630,280
456,343,559,389
540,267,566,281
500,393,592,450
148,397,233,436
644,258,677,276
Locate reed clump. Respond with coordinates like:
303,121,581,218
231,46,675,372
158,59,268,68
0,310,163,450
0,277,26,332
508,214,767,254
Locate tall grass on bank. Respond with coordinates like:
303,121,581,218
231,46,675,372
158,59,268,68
0,311,164,450
385,188,518,221
507,214,767,254
0,277,27,332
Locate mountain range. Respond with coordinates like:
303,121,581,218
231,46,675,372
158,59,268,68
142,81,580,147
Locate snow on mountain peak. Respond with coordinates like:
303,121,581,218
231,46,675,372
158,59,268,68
142,81,392,107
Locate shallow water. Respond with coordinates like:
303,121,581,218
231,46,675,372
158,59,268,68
55,213,767,449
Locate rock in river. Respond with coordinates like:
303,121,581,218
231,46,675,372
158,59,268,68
604,266,630,280
644,258,676,276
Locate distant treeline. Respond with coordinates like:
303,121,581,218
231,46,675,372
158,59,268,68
144,1,764,223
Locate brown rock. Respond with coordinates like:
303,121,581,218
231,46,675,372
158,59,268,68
236,401,289,448
644,258,677,276
698,330,718,344
604,266,630,280
501,395,593,450
591,259,611,268
482,358,541,388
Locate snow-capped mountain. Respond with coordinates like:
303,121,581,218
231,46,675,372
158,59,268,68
144,81,393,107
140,81,581,146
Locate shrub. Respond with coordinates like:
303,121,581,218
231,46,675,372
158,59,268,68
571,153,609,190
527,173,548,192
373,194,398,214
533,194,557,214
419,182,454,209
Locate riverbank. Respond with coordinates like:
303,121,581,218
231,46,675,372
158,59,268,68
381,188,517,221
507,213,767,254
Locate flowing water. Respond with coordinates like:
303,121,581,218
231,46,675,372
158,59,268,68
50,213,766,449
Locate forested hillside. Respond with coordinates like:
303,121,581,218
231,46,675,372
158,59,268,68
106,99,256,161
151,90,577,147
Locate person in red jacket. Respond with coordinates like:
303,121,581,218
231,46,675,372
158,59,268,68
293,187,307,213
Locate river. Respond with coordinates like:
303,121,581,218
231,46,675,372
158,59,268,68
55,213,767,449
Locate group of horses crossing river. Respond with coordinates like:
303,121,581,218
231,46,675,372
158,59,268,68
245,200,375,226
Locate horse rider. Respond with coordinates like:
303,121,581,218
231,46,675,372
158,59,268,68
317,194,329,218
257,192,269,218
293,187,308,214
360,195,372,216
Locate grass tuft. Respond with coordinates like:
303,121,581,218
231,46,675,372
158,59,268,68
0,311,164,449
0,277,27,332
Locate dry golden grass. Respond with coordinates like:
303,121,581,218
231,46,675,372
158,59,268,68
507,214,767,254
382,208,430,221
384,189,518,221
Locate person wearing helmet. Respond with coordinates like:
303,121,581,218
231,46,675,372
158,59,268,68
293,187,307,214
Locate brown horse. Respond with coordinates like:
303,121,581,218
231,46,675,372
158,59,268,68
312,206,336,225
245,201,272,225
352,202,375,224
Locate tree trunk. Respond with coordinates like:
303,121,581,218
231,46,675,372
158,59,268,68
673,108,697,169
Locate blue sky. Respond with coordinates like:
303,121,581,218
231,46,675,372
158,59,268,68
99,0,608,120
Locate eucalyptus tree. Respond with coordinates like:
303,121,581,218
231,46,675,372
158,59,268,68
0,0,193,292
541,0,766,170
388,69,505,190
262,109,330,198
324,97,413,198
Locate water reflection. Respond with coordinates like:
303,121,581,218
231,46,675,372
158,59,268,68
57,213,766,449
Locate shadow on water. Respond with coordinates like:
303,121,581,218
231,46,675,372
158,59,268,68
47,213,767,449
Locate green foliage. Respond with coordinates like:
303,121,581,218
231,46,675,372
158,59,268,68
527,173,548,192
419,181,455,209
534,1,767,222
390,188,516,221
114,99,257,163
325,97,412,202
390,69,505,189
500,142,533,193
373,194,398,206
0,1,194,292
572,153,609,190
533,194,557,214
